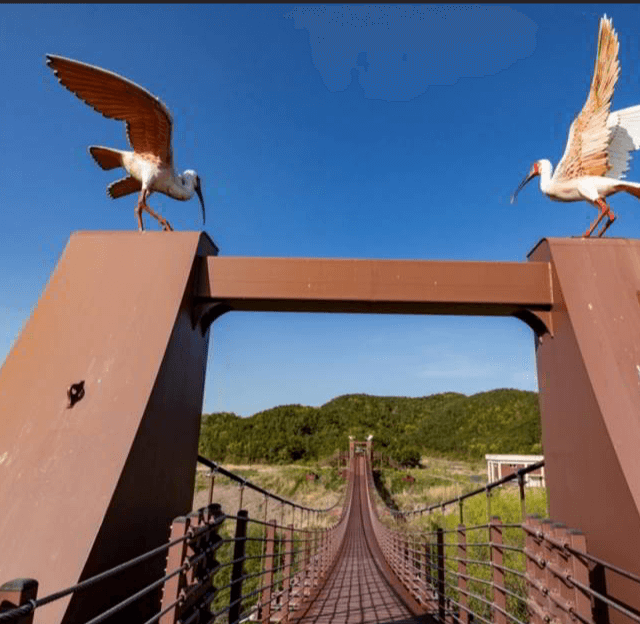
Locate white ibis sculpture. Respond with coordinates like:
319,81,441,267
46,54,205,232
512,16,640,237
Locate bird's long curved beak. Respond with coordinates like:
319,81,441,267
195,181,205,224
511,171,536,204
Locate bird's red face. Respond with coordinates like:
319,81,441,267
511,161,541,204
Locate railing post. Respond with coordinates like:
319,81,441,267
316,530,323,582
238,483,245,511
568,529,591,623
160,516,190,624
310,529,317,590
402,533,410,588
273,527,282,612
0,579,38,624
261,519,276,623
320,530,328,578
524,515,546,624
280,524,294,624
437,527,446,623
553,524,575,624
517,472,526,521
229,510,249,624
408,534,415,596
548,523,569,623
490,517,506,624
312,530,320,588
540,519,556,620
424,538,434,610
417,534,424,602
458,524,468,624
411,533,421,600
303,528,312,597
184,506,222,622
407,533,413,590
486,487,492,524
207,470,215,505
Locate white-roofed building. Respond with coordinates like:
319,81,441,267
485,454,545,487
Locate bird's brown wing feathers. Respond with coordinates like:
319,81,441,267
552,16,620,183
108,176,142,199
46,54,173,166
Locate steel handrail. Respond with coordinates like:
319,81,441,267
386,460,545,517
197,454,343,513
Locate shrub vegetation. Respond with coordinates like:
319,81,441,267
199,389,541,465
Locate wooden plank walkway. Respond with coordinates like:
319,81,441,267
291,457,432,624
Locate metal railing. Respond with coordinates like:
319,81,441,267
196,455,343,516
365,456,640,624
0,457,351,624
3,453,640,623
384,460,546,524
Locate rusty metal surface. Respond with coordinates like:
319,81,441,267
6,231,640,623
198,257,552,325
292,456,429,624
530,237,640,621
0,231,215,624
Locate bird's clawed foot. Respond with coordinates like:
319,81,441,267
135,201,173,232
596,212,616,237
158,216,174,232
144,202,173,232
583,200,615,238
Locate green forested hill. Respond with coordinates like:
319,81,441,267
199,389,542,465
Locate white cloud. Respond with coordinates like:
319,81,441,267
284,5,538,101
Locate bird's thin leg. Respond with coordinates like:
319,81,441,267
135,190,146,232
596,200,616,237
137,189,173,231
143,202,173,232
583,199,612,238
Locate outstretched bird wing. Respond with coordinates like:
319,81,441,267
46,54,174,166
605,104,640,179
552,16,620,183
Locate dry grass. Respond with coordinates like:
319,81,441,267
374,454,487,515
192,463,345,529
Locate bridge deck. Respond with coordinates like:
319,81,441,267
292,457,430,624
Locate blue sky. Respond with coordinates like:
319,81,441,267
2,4,640,416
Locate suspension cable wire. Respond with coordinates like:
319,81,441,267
381,461,545,518
197,455,342,513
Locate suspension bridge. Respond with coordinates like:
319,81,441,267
1,231,640,623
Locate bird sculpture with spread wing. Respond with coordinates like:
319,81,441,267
512,15,640,237
46,54,205,232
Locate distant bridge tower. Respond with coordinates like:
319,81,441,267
349,438,372,462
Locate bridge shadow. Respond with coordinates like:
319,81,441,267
372,469,401,514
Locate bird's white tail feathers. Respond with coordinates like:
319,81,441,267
607,105,640,179
620,181,640,200
88,146,124,171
